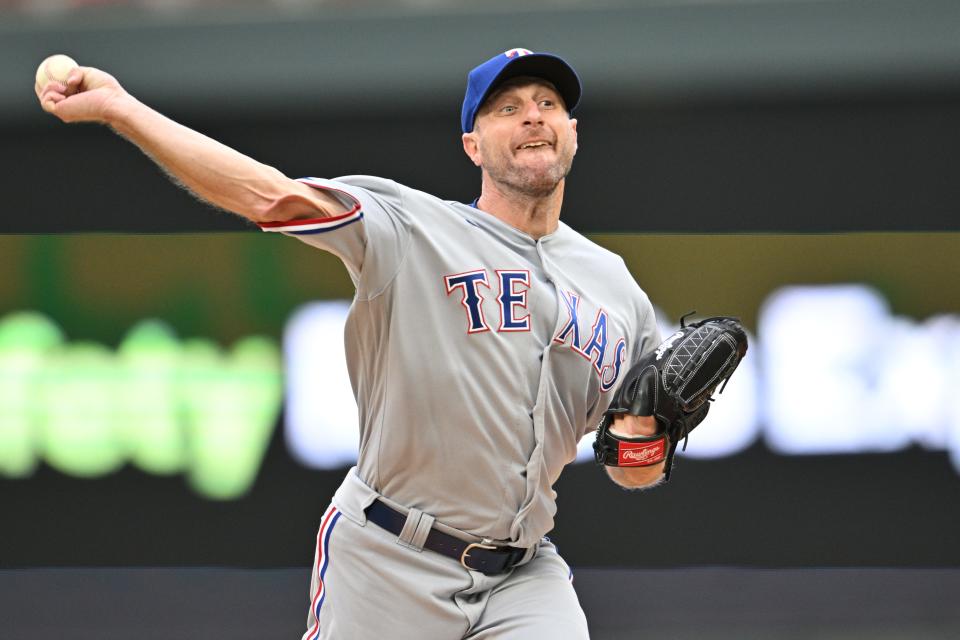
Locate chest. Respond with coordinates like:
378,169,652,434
393,219,636,393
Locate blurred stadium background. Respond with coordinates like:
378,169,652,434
3,0,960,638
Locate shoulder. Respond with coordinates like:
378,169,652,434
555,223,634,272
326,175,403,200
555,224,655,310
332,176,468,216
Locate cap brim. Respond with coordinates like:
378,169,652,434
480,53,582,115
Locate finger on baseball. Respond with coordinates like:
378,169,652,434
35,80,63,100
74,66,110,93
65,67,84,93
39,82,65,101
40,88,66,114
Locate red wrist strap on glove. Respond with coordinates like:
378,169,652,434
593,314,747,481
596,430,668,467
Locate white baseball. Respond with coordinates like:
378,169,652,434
35,54,79,93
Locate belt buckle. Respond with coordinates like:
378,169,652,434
460,540,496,571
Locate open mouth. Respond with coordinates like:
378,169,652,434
516,141,553,151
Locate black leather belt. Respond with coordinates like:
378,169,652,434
364,499,529,575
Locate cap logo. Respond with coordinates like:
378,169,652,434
504,48,533,59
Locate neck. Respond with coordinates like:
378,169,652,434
476,175,564,240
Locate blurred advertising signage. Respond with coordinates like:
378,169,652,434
284,285,960,473
0,313,282,499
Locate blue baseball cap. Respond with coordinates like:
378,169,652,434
461,48,582,133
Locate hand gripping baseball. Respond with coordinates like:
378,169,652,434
35,58,128,125
593,315,748,481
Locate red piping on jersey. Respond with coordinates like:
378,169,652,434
258,203,361,228
257,179,362,229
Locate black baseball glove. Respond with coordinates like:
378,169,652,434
593,314,748,481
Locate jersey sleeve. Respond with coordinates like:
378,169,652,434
636,293,662,355
256,175,411,298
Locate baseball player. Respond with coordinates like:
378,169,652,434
37,48,745,638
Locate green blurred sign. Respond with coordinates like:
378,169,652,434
0,311,282,500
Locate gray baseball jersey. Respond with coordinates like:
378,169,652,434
261,175,660,549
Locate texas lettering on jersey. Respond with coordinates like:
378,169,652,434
444,270,627,392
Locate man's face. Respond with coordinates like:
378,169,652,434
462,78,578,198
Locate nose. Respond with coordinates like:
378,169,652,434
522,99,544,125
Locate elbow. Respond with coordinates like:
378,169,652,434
249,192,313,225
250,180,344,225
246,172,328,224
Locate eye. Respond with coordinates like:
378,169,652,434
500,105,517,114
540,99,554,108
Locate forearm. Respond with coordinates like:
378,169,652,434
107,95,301,221
39,63,346,223
605,462,664,489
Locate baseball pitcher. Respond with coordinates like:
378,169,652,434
37,48,746,639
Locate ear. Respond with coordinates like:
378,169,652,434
570,118,578,154
461,132,482,167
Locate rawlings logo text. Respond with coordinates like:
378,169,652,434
617,440,665,466
655,330,684,361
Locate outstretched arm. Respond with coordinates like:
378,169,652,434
36,61,344,224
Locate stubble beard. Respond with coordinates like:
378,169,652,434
483,146,575,199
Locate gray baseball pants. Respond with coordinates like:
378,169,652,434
301,469,590,640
